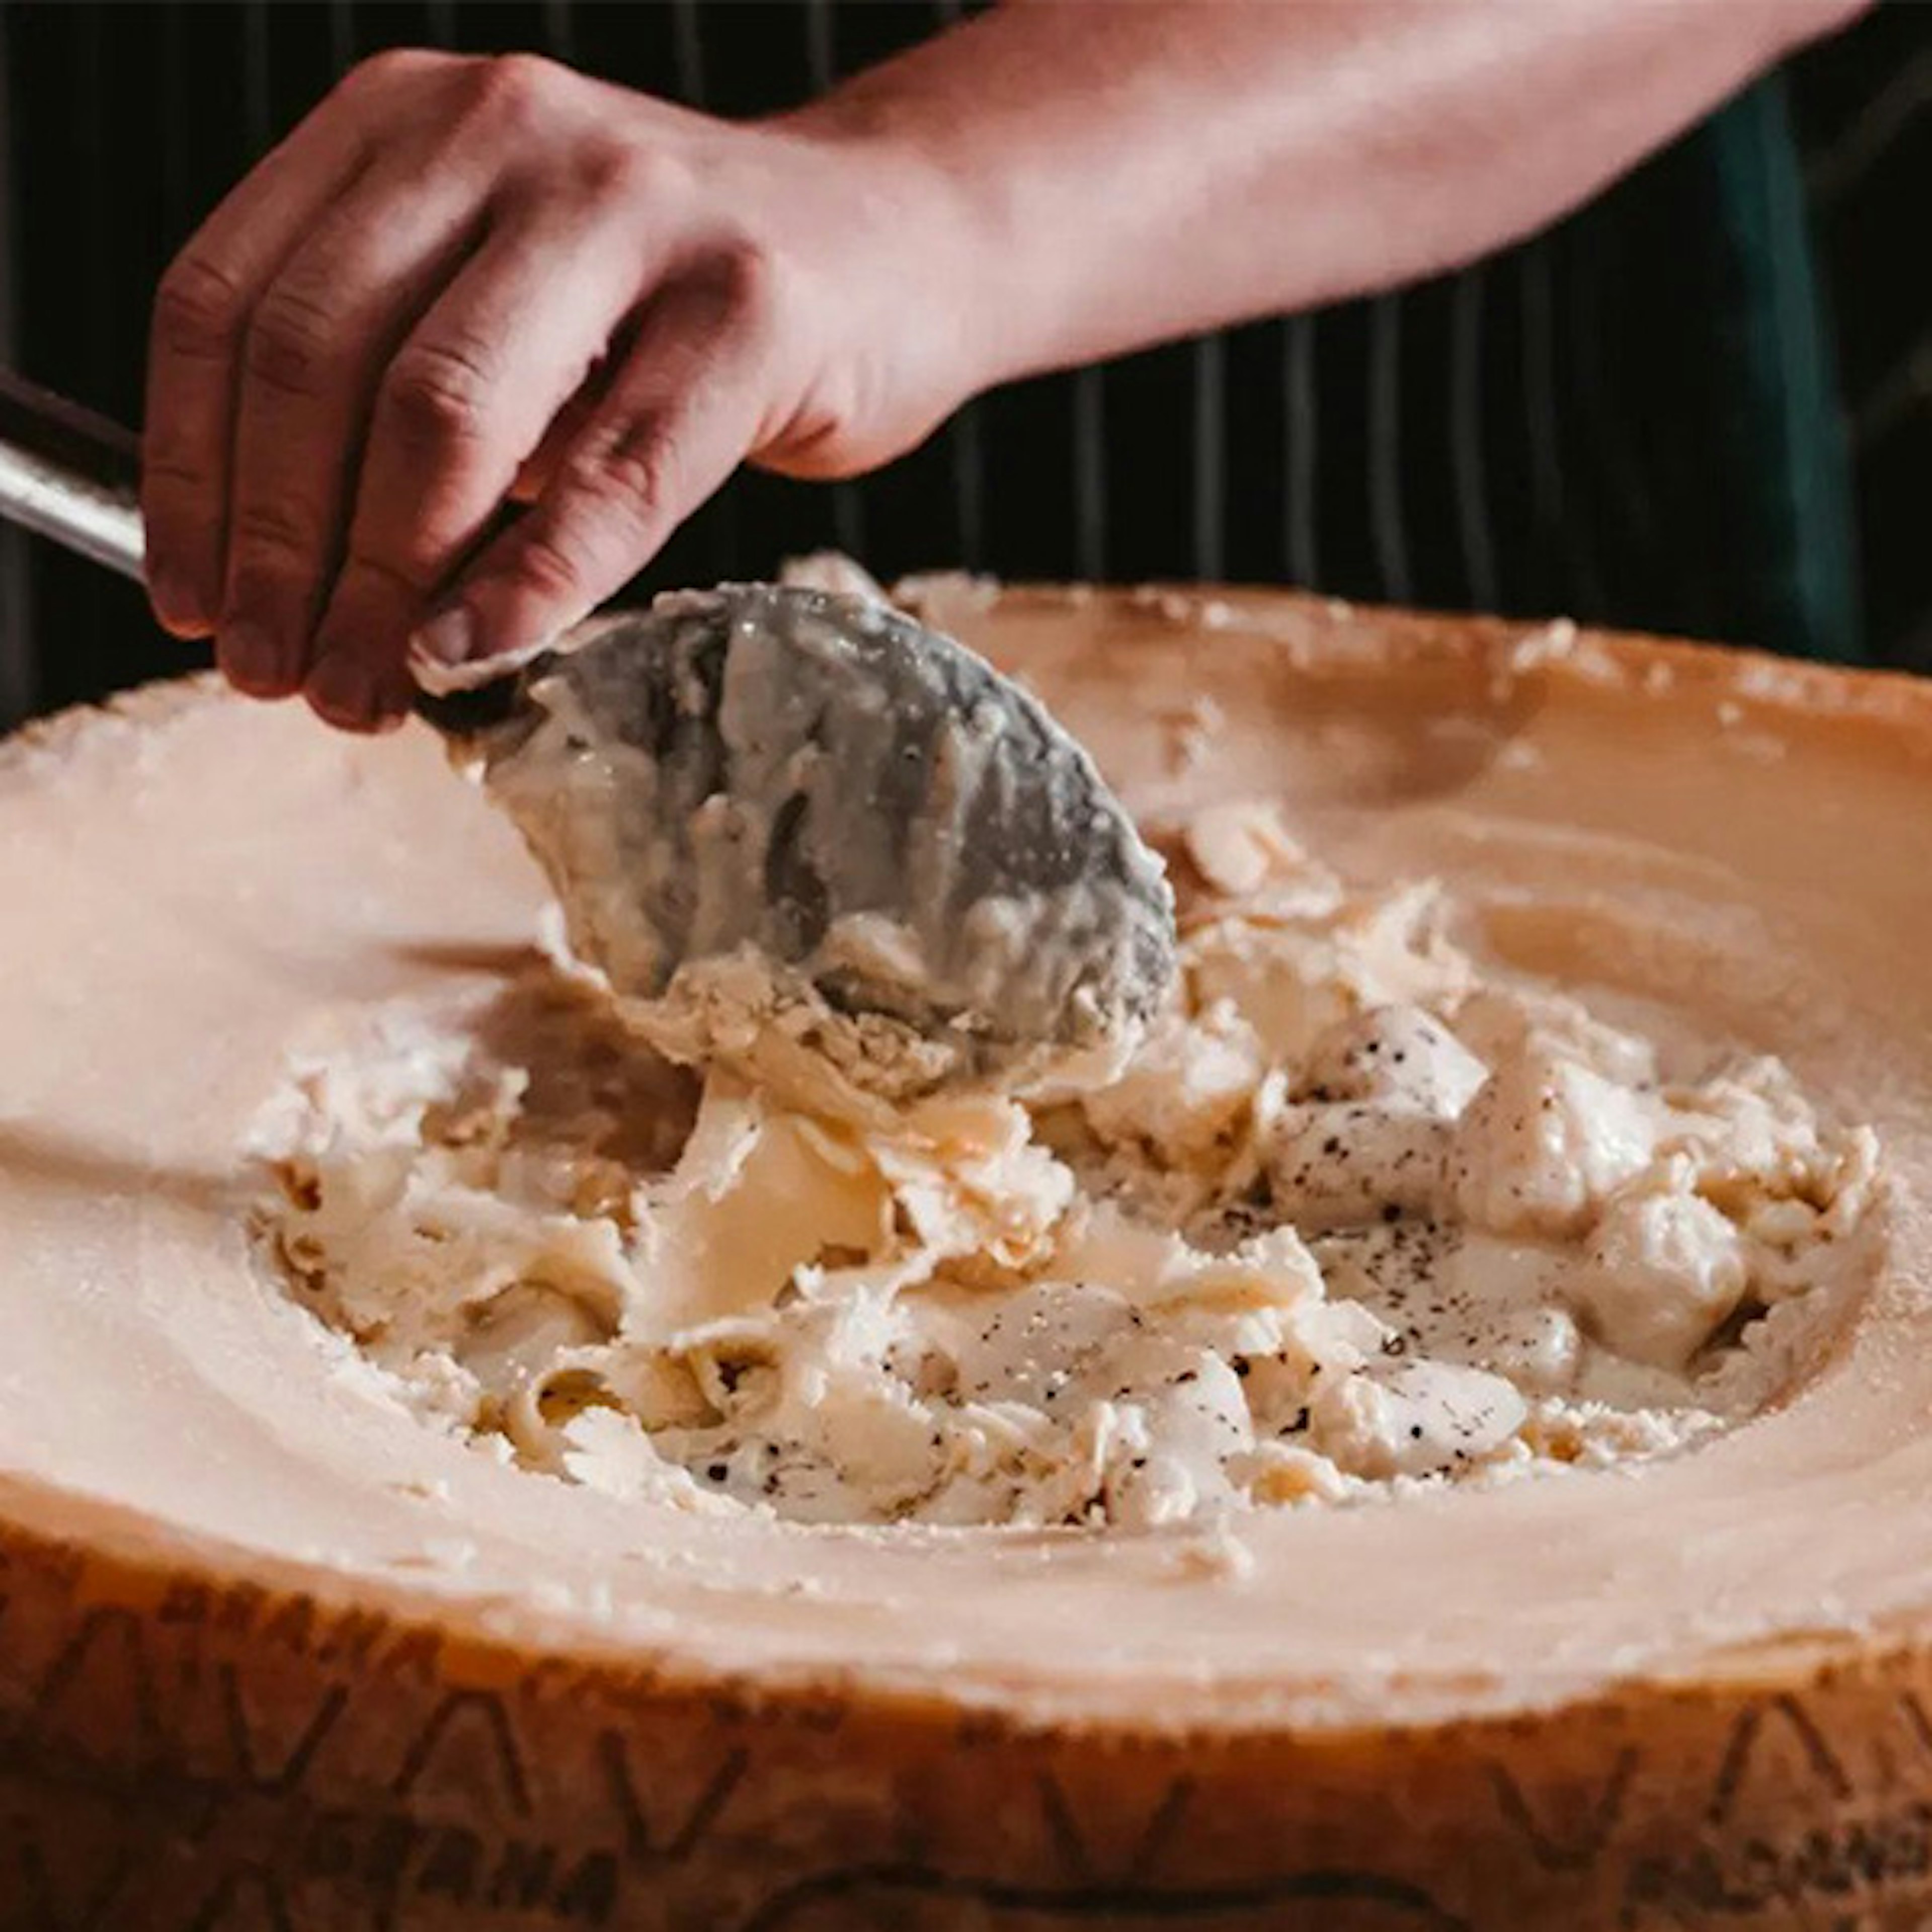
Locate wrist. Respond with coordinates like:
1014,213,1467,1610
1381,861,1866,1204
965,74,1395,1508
769,83,1051,403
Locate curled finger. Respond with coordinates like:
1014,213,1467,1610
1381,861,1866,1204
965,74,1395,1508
140,49,444,640
407,252,782,686
301,198,658,728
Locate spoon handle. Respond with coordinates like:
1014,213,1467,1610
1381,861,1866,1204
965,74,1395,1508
0,366,512,735
0,368,145,583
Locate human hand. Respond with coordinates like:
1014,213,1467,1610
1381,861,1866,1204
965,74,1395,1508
142,51,985,730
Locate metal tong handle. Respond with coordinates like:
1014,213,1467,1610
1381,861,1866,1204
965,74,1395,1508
0,368,145,583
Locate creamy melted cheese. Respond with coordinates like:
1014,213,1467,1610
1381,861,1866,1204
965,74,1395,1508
457,586,1176,1114
249,800,1877,1528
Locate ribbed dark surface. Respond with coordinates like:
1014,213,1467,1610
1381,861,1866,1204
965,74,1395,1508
0,1,1922,726
0,3,25,726
1794,3,1932,672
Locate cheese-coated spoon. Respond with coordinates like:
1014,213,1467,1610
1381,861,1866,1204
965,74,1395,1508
0,369,1176,1075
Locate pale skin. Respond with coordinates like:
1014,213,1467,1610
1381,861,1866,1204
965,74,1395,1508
141,0,1866,733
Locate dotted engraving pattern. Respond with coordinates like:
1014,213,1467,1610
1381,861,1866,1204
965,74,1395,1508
12,1524,1932,1932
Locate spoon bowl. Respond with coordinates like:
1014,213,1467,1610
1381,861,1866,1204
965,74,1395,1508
424,583,1178,1085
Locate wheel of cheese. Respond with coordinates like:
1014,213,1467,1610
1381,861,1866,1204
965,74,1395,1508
4,586,1931,1932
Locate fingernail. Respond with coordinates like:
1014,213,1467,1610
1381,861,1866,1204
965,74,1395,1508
304,654,379,731
146,565,199,631
410,607,475,669
219,620,289,695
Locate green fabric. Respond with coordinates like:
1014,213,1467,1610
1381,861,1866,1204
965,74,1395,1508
1698,77,1862,664
1573,77,1862,664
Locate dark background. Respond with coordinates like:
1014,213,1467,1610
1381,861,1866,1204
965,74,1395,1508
0,0,1924,728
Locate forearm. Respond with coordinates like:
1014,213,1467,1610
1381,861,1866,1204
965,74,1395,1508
791,0,1865,385
145,4,1867,721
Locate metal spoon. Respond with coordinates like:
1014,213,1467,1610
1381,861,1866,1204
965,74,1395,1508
0,369,1177,1075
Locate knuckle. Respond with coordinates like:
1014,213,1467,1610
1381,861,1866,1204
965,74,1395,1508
564,425,676,530
154,252,247,358
246,282,346,398
688,238,789,351
711,237,783,317
568,139,668,208
341,548,438,600
469,52,566,125
339,46,446,99
379,337,493,453
228,497,319,563
140,452,213,499
512,528,591,603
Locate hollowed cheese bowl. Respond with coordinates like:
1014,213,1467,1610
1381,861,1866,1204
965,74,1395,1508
3,583,1931,1932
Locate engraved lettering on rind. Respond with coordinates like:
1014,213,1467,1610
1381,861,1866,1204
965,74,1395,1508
389,1689,532,1817
363,1814,422,1897
288,1801,618,1921
312,1606,388,1671
185,1865,294,1932
1031,1772,1193,1888
1899,1692,1932,1762
29,1606,158,1760
377,1627,445,1683
157,1577,213,1627
1037,1772,1096,1883
0,1539,87,1596
1706,1697,1854,1827
553,1852,621,1924
1487,1749,1637,1870
258,1594,316,1658
209,1582,267,1637
598,1731,748,1863
417,1823,484,1901
299,1808,361,1882
951,1709,1010,1749
1622,1801,1932,1919
9,1824,136,1932
156,1577,267,1640
1125,1778,1195,1885
486,1840,558,1911
219,1663,345,1794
